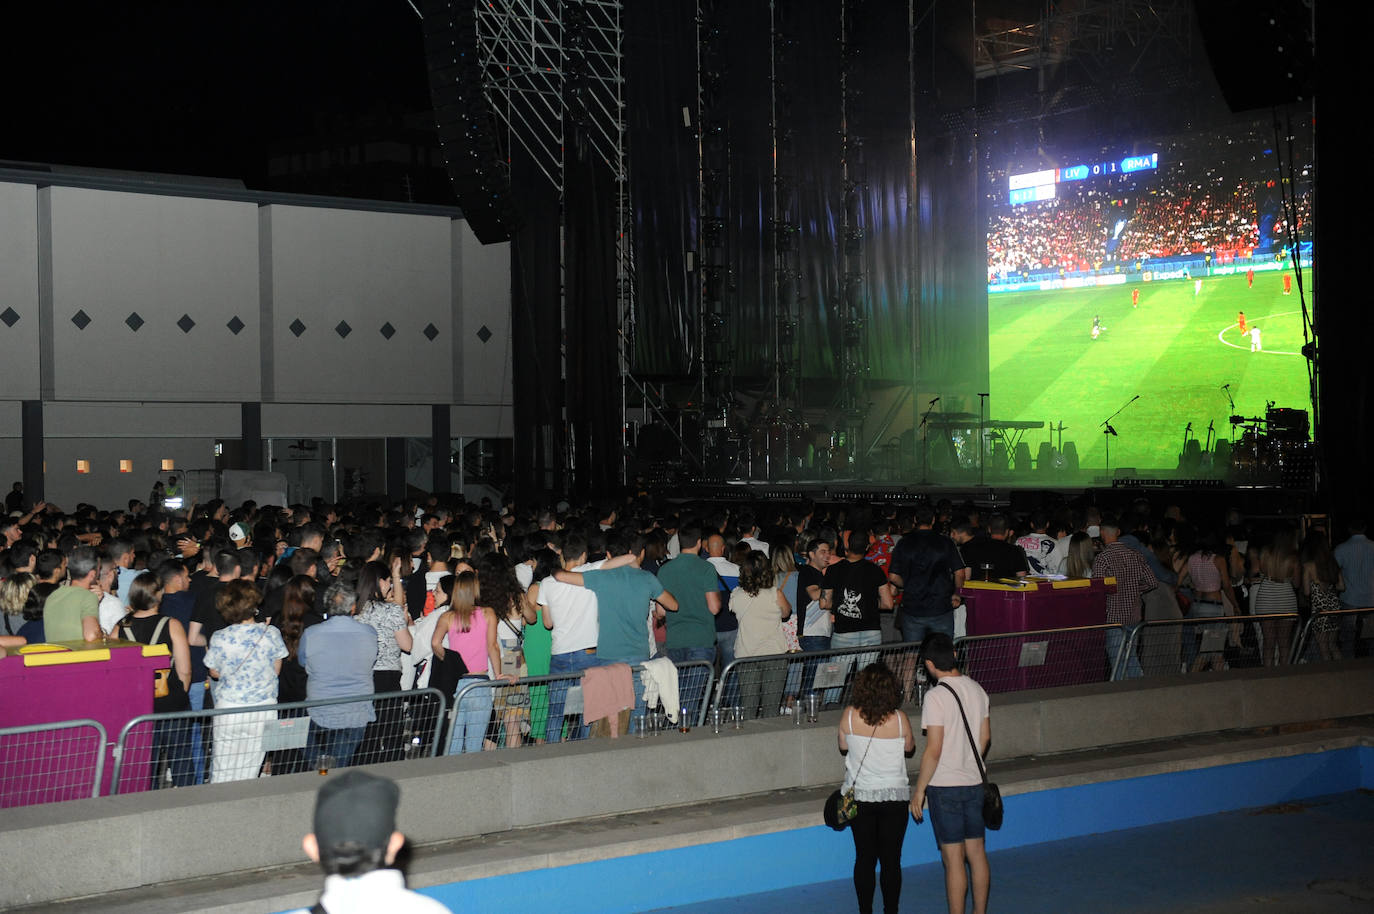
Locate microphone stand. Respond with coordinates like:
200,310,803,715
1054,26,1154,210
919,397,940,486
1100,395,1140,481
977,392,990,487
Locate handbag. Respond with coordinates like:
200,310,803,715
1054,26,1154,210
123,616,171,698
823,713,877,831
938,680,1003,831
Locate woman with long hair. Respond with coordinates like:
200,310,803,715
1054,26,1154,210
731,550,791,717
479,553,536,748
431,572,508,753
1249,530,1299,665
839,661,916,914
771,541,805,712
521,548,563,745
1064,532,1097,579
117,571,194,787
1175,525,1240,673
1299,534,1344,660
355,558,415,763
266,574,319,775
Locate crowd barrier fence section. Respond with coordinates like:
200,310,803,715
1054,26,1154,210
1121,613,1304,679
109,689,447,794
1292,607,1374,665
954,624,1127,693
0,719,107,808
447,660,716,750
715,642,926,720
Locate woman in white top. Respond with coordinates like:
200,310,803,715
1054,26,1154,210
838,662,916,914
912,633,991,914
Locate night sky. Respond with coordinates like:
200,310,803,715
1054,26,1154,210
3,2,431,188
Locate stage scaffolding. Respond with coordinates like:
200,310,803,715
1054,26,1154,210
474,0,632,483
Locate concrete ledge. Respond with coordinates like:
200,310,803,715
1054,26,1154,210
4,658,1372,908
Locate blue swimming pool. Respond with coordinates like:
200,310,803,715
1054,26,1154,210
310,745,1374,914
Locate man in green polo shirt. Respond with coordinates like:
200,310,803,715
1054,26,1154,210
43,546,102,643
656,524,722,664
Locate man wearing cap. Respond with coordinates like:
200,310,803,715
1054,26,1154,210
229,521,252,549
291,770,450,913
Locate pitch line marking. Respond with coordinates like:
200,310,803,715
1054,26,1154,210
1217,309,1303,356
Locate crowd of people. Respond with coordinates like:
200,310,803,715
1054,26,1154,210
1,490,1369,765
3,485,1370,914
987,174,1270,280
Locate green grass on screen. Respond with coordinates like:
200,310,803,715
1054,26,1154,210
989,270,1311,471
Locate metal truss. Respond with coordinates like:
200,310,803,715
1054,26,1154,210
474,0,634,483
975,0,1193,81
475,0,626,191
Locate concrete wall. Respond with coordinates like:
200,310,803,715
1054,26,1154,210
0,178,514,505
3,660,1372,908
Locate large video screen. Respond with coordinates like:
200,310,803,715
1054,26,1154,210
985,118,1313,474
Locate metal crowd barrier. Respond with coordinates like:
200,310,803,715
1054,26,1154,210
955,624,1127,693
0,719,107,808
715,642,925,720
1292,607,1374,664
109,688,447,793
448,660,716,751
1121,613,1303,678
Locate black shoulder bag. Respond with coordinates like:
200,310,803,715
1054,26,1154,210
938,680,1003,830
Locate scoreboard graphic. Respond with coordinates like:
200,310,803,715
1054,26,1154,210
1007,153,1159,205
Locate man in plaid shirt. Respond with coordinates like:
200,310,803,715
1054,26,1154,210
1090,517,1157,678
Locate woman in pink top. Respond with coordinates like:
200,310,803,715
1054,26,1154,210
430,572,508,753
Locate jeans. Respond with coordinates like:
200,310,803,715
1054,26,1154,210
152,715,195,788
1106,625,1142,679
738,657,788,718
450,675,494,754
187,682,208,785
546,651,599,742
306,721,366,769
798,635,832,702
900,611,955,646
830,630,882,704
665,646,715,722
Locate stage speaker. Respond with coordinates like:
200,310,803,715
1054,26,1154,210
422,0,521,243
1036,442,1055,474
1013,441,1033,473
1061,441,1079,472
1194,0,1313,112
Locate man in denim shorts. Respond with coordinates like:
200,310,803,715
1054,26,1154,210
911,633,991,914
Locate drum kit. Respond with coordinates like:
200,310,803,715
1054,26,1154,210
1229,405,1311,481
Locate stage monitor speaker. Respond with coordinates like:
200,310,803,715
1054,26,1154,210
1036,442,1055,474
1061,441,1079,472
1194,0,1313,112
1013,441,1033,472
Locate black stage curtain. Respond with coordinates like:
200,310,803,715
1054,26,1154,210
625,0,982,395
511,157,566,496
625,0,698,377
564,136,622,495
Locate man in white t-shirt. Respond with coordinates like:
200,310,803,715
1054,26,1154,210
911,632,991,914
538,531,605,742
1249,324,1262,352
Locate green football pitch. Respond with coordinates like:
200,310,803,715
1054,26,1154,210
989,269,1312,472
